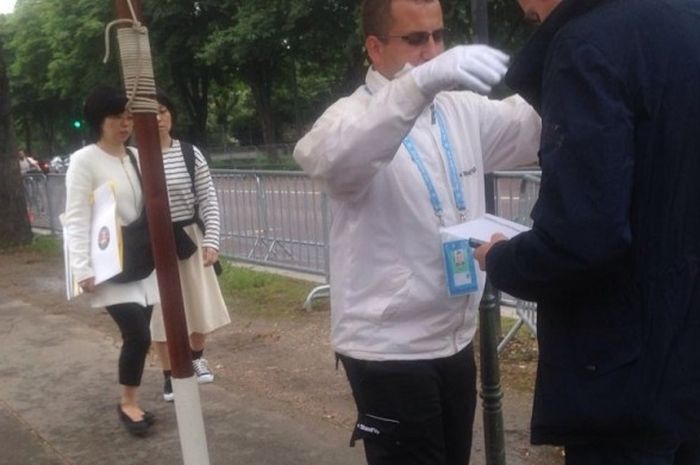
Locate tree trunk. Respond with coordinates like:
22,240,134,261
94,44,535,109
246,68,278,161
175,67,210,148
0,39,32,248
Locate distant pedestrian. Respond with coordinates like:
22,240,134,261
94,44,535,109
17,148,40,174
150,90,230,402
63,86,159,436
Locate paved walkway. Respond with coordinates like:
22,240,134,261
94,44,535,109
0,292,364,465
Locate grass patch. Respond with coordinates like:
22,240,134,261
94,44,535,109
30,235,63,257
0,234,62,258
218,261,328,318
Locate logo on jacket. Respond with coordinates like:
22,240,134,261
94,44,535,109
460,167,477,177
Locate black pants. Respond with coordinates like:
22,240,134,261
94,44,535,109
566,440,700,465
339,343,477,465
105,303,153,387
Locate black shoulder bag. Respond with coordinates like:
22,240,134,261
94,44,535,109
108,149,155,283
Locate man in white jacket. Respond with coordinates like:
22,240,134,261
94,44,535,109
293,1,540,464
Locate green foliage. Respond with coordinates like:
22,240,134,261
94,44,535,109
30,234,62,256
3,0,117,156
211,153,301,171
0,233,61,254
144,0,225,146
1,0,533,161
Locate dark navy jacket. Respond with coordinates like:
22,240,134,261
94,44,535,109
488,0,700,446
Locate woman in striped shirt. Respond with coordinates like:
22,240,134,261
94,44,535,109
150,91,231,402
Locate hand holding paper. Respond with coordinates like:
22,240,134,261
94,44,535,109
474,233,508,271
440,214,529,271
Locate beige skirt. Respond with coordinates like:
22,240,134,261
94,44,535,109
150,224,231,342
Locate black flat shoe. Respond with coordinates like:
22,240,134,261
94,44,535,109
142,411,156,425
117,405,150,436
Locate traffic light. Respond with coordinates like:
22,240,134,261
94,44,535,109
72,119,82,129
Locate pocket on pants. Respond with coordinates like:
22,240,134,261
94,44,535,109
350,413,401,447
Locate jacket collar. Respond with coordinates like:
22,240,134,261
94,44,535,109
505,0,605,111
365,63,419,95
365,66,391,95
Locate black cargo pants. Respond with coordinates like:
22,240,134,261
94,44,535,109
338,343,477,465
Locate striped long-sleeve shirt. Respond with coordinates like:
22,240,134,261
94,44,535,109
162,140,221,250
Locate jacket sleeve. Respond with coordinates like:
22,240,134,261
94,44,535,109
478,94,541,173
192,146,221,250
486,37,635,301
64,153,94,283
293,73,431,201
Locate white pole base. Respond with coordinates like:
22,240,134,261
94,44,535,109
172,376,211,465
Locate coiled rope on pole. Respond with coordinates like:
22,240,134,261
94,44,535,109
102,0,157,114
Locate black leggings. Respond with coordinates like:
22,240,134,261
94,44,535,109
105,303,153,387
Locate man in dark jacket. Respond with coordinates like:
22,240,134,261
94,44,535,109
474,0,700,463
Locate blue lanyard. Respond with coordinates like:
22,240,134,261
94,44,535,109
434,109,467,217
364,85,467,223
402,107,467,225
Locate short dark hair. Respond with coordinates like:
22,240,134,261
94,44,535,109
361,0,438,38
83,86,128,141
155,89,176,125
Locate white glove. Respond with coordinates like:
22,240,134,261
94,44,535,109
411,45,510,96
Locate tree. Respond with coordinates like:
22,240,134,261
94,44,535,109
0,33,32,247
2,0,532,159
145,0,225,147
201,0,363,148
6,0,118,157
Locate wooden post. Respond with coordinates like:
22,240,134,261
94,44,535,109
113,0,192,383
112,2,209,464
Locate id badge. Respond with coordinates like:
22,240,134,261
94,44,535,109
442,239,479,297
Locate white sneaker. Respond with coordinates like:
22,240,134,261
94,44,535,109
192,358,214,384
163,377,174,402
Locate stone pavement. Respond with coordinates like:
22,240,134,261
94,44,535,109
0,292,364,465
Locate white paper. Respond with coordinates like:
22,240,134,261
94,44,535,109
441,213,530,243
90,182,122,284
60,213,83,300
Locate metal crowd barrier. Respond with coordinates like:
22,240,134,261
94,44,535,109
23,169,540,339
22,173,63,233
212,169,330,277
27,171,332,278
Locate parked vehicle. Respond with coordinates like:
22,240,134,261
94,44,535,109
36,159,50,174
49,155,70,173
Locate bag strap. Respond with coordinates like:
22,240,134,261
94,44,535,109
179,142,218,272
124,148,148,221
179,141,207,232
181,141,196,189
125,147,143,186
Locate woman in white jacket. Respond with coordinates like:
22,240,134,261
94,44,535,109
64,86,159,436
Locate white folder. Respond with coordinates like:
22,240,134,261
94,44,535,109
89,182,122,285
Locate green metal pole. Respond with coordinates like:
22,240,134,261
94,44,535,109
470,0,507,460
479,278,506,465
470,0,490,43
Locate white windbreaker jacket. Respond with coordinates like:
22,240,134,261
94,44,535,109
294,67,540,361
64,145,159,309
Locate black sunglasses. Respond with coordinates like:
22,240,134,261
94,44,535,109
381,28,446,46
